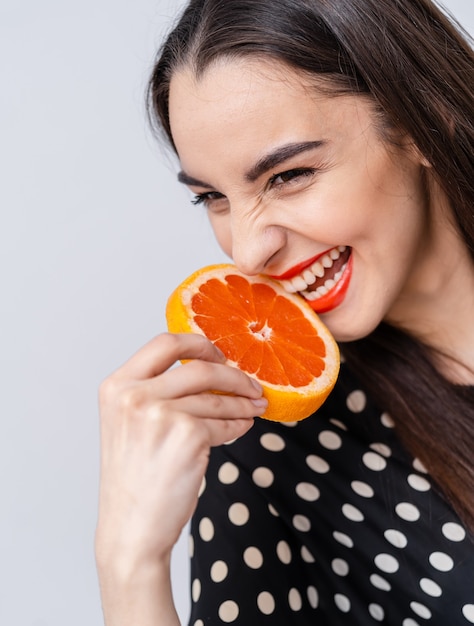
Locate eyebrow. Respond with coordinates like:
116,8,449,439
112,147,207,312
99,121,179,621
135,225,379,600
177,140,325,188
245,140,325,182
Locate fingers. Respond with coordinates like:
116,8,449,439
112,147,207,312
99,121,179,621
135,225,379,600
168,390,267,420
115,333,226,380
151,358,264,400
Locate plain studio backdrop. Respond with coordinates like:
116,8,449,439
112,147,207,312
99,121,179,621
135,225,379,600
1,1,472,624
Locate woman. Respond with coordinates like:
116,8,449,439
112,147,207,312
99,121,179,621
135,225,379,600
95,0,474,624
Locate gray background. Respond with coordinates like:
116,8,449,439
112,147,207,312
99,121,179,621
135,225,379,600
1,1,472,624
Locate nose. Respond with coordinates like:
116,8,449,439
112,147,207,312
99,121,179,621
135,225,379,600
230,211,286,276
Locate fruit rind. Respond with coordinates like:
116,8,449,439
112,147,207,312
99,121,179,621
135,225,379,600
166,264,340,422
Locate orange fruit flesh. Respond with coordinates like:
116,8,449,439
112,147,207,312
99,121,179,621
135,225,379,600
166,264,340,422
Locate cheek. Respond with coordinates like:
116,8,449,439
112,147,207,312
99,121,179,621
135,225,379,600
208,214,233,256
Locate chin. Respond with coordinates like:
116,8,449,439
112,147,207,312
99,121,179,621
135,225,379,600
320,313,381,344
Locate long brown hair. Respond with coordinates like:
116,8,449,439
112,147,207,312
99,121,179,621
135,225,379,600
147,0,474,530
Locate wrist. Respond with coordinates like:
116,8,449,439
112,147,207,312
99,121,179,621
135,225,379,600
97,553,179,626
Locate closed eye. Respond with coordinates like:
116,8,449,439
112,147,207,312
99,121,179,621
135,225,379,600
191,191,225,206
269,167,316,187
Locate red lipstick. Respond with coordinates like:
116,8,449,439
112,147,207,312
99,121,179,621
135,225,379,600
309,254,353,314
269,250,333,281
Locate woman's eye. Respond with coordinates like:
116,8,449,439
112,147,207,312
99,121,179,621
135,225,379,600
191,191,225,207
191,191,229,213
269,168,316,186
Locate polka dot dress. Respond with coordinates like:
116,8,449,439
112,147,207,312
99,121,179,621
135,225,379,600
188,363,474,625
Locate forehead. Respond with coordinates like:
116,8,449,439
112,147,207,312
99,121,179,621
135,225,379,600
168,58,374,175
169,58,328,135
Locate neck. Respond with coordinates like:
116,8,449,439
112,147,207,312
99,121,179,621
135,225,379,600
386,202,474,385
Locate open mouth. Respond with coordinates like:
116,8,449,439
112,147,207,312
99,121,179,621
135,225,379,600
278,246,352,310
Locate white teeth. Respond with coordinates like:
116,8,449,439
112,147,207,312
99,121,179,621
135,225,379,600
279,247,349,301
281,279,298,293
311,261,325,278
291,276,308,291
321,254,333,268
303,270,316,285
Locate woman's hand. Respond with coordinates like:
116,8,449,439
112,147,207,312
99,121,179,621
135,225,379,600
95,332,267,625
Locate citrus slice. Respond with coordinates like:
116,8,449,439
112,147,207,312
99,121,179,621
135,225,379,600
166,264,340,422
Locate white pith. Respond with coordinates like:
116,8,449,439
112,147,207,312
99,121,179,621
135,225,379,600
280,246,348,302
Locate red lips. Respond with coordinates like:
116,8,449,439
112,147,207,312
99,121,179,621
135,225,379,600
269,248,353,314
308,254,353,314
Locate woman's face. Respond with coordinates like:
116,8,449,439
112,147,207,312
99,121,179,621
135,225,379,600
168,58,437,342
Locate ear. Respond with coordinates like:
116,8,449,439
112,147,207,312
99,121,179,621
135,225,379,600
405,139,432,169
418,152,432,168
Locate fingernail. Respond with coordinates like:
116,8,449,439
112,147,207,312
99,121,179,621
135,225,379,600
214,346,226,361
250,378,263,393
251,397,268,408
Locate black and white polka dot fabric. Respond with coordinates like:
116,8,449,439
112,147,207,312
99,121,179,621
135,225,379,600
188,363,474,625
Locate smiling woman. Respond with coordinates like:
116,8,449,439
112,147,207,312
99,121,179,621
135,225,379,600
95,1,474,625
168,63,432,334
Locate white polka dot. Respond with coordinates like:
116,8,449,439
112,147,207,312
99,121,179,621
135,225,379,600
306,454,330,474
419,578,442,597
192,578,201,602
330,418,348,431
407,474,431,492
384,529,408,549
296,482,320,502
381,412,395,428
332,558,349,576
442,522,466,542
268,503,279,517
189,534,194,558
281,420,298,427
260,432,286,451
198,477,206,497
403,619,421,626
210,560,228,583
301,545,316,562
429,551,454,572
410,601,432,620
333,531,354,548
276,540,292,564
374,553,399,574
228,503,250,526
199,517,214,542
319,430,342,450
193,620,204,626
307,586,319,609
218,600,239,622
257,592,275,615
346,389,367,412
370,442,392,457
293,514,311,532
363,451,387,471
218,462,239,484
396,502,420,522
369,603,385,621
342,503,364,522
288,588,303,611
335,593,351,612
413,458,428,474
462,604,474,623
243,546,264,569
252,466,274,488
370,573,392,592
351,480,374,498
